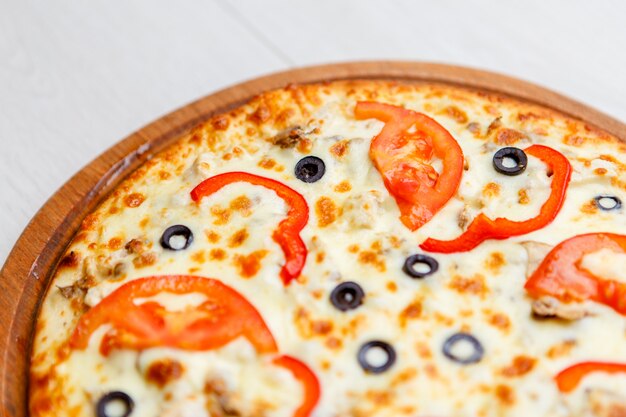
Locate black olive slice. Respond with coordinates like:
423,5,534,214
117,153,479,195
330,281,365,311
358,340,396,374
96,391,134,417
492,147,528,176
403,254,439,279
594,195,622,211
442,332,484,365
295,156,326,183
160,225,194,251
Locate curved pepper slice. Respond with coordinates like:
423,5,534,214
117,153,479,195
524,233,626,314
191,172,309,285
273,355,321,417
70,275,278,355
555,361,626,393
421,144,571,253
354,101,464,231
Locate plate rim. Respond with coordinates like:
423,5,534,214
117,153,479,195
2,60,625,416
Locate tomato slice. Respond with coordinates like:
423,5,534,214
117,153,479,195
273,355,321,417
70,275,278,355
555,361,626,393
354,101,464,230
191,172,308,285
524,233,626,314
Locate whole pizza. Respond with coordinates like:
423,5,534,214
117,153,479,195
30,81,626,417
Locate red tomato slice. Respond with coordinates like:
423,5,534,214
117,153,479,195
70,275,278,355
355,101,464,230
524,233,626,314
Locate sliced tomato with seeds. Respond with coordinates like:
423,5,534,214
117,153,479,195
70,275,278,355
354,101,464,231
524,233,626,314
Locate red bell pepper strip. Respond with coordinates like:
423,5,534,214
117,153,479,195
70,275,278,355
420,144,571,253
191,172,309,285
354,101,464,231
524,233,626,314
555,361,626,393
273,355,321,417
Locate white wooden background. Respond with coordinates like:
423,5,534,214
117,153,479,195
1,0,625,266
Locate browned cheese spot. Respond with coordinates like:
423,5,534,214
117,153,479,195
488,313,511,332
518,189,530,205
205,230,221,244
500,355,537,377
563,134,586,146
325,336,342,350
247,104,271,125
449,274,488,297
442,105,468,124
124,192,146,208
107,237,123,251
211,114,229,131
315,252,325,263
546,340,577,359
230,195,253,217
581,199,599,214
594,167,608,176
209,248,227,261
159,170,171,180
495,384,515,405
81,213,99,231
146,359,184,387
133,252,157,268
386,281,397,292
191,250,206,264
366,390,393,406
210,206,231,225
484,252,505,273
233,250,268,278
228,228,249,248
334,180,352,193
358,251,386,272
348,244,360,253
399,300,423,328
495,128,526,146
316,196,339,227
482,182,501,198
258,157,277,169
297,137,313,153
330,140,350,159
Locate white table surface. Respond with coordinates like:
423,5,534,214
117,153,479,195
1,0,625,266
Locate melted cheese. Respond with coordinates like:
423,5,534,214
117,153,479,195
31,81,626,417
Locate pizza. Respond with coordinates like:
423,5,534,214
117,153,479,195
29,80,626,417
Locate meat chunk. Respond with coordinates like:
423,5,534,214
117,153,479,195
531,296,589,321
270,125,306,149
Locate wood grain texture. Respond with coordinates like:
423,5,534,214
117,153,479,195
1,61,626,416
2,0,626,267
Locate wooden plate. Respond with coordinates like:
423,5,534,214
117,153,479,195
2,61,625,416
